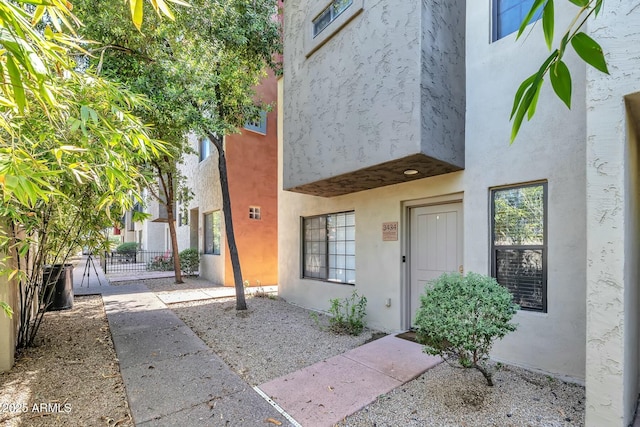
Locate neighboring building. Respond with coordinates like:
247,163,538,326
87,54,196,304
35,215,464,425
279,1,640,426
170,73,279,287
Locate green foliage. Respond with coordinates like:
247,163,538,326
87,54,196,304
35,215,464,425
115,242,138,254
493,185,544,245
510,0,607,142
328,291,367,336
1,301,12,318
414,272,519,386
147,253,173,271
179,248,199,276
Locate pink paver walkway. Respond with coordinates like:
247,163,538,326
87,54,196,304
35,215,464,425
257,334,442,427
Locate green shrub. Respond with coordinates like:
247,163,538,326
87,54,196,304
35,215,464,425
115,242,138,254
147,254,173,271
179,248,200,276
328,291,367,335
414,272,519,386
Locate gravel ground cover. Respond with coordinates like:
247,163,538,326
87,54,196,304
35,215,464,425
0,296,132,427
170,295,375,386
2,276,586,426
337,362,584,426
156,277,586,427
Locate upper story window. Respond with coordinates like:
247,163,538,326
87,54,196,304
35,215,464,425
493,0,542,41
244,111,267,135
199,137,211,162
313,0,353,37
491,182,547,312
302,211,355,285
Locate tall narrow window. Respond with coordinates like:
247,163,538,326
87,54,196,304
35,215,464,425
199,138,211,162
312,0,353,37
493,0,542,41
491,183,547,312
204,211,221,255
302,211,355,284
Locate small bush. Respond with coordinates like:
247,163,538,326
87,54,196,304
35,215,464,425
147,254,173,271
179,248,199,276
115,242,138,254
328,291,367,335
414,272,519,386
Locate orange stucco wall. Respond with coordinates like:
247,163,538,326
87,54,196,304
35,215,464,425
223,73,279,286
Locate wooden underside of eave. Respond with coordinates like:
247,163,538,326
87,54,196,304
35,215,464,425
286,154,463,197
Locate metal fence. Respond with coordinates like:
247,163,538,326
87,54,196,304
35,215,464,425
101,251,175,274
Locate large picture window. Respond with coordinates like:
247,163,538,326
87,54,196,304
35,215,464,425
302,211,355,284
493,0,542,41
204,211,221,255
491,183,547,312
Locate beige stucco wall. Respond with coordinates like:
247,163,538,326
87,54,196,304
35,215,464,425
281,1,591,383
0,251,18,372
583,1,640,425
465,1,587,382
279,76,465,331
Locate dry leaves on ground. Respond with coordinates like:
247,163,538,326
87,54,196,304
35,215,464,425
0,296,132,427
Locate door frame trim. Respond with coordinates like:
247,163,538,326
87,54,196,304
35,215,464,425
401,193,463,330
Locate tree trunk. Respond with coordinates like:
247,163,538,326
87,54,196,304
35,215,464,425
166,195,183,284
208,131,246,310
473,363,494,386
157,165,183,284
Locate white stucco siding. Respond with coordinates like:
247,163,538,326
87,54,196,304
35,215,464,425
178,135,226,285
465,1,587,381
583,2,640,425
283,0,423,189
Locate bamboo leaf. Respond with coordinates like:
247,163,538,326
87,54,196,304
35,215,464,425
594,0,603,15
516,0,546,39
6,55,26,113
0,302,14,319
131,0,144,31
568,0,589,6
527,79,543,120
155,0,175,19
32,6,46,25
510,74,537,119
550,60,572,109
571,32,609,74
542,0,554,50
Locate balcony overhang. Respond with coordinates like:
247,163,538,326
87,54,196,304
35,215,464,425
285,153,462,197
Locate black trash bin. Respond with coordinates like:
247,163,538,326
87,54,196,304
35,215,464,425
43,264,74,311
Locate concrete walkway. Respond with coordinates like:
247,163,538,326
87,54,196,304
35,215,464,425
258,335,441,426
69,256,441,426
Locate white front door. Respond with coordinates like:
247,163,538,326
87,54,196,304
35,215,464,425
409,203,463,325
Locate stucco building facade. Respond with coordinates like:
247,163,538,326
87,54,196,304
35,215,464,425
171,74,279,287
278,1,640,425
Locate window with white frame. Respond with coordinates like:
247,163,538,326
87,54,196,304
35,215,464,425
302,211,355,284
249,206,261,220
491,182,547,312
204,211,221,255
244,111,267,135
199,137,211,162
493,0,542,41
313,0,353,37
